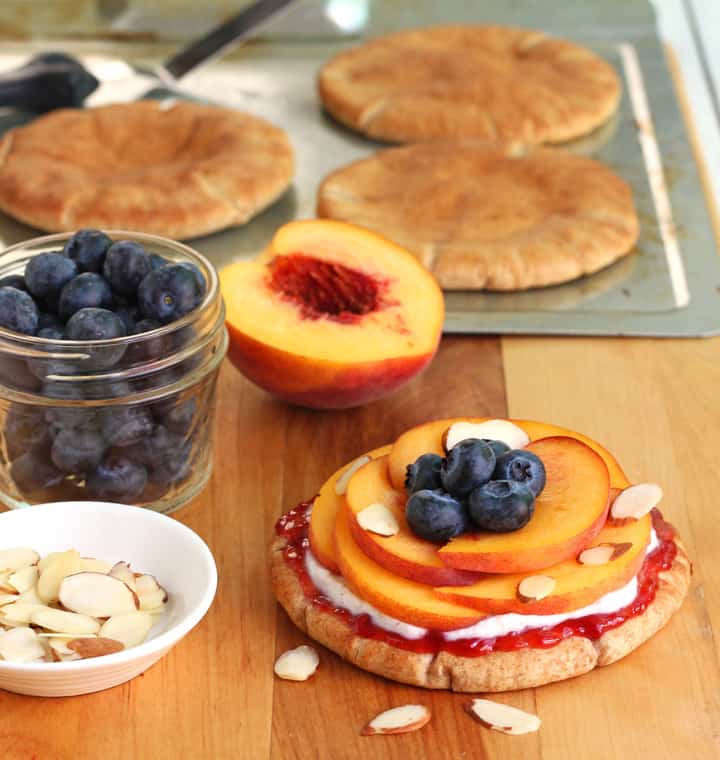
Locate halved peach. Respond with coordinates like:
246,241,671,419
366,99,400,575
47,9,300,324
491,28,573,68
388,417,630,491
345,455,479,586
334,505,483,631
221,220,444,409
438,437,611,573
308,445,390,572
435,513,651,615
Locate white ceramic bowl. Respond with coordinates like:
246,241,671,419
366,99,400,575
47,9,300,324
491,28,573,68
0,501,217,697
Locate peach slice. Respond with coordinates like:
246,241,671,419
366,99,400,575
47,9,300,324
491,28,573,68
345,456,479,586
388,417,630,491
221,220,444,409
334,506,483,631
309,445,390,572
435,513,651,614
438,437,611,573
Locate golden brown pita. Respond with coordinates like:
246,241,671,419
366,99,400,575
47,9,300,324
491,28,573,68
0,100,294,239
319,25,621,145
318,140,639,290
271,531,690,692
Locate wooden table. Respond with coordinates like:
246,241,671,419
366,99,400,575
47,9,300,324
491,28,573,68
1,331,719,759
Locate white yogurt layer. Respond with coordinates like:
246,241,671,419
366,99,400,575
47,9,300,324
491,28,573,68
304,529,659,642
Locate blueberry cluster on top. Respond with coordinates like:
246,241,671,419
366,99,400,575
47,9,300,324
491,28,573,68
404,438,547,544
0,229,206,361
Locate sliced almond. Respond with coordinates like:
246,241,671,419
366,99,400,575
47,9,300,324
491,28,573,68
138,588,168,611
30,607,101,635
0,548,40,572
0,571,16,593
362,705,431,736
100,611,153,649
16,587,43,605
80,557,114,574
8,565,38,594
610,483,663,521
135,574,162,596
356,503,399,537
58,572,139,618
67,636,124,659
1,602,50,624
578,542,633,566
37,549,82,603
109,561,136,591
0,593,19,607
48,637,82,658
335,455,372,496
517,574,556,603
443,420,530,453
38,551,64,573
0,627,46,663
274,645,319,681
465,698,541,735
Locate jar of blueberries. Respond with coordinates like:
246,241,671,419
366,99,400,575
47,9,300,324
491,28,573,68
0,229,227,514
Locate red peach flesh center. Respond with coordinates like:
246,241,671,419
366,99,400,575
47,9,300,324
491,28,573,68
268,253,381,323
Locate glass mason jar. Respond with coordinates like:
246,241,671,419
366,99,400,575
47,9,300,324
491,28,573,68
0,231,227,514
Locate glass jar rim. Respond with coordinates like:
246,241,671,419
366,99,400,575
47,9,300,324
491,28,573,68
0,229,219,350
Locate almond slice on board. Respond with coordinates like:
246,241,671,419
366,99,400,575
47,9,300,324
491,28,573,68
610,483,663,521
0,627,46,663
362,705,431,736
517,574,556,603
274,645,319,681
67,637,124,659
100,611,153,648
30,607,101,635
0,548,40,572
465,699,541,735
58,572,139,618
357,503,399,537
443,420,529,452
578,542,633,566
335,455,372,496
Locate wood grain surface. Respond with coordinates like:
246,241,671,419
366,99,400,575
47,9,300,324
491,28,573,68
0,332,719,759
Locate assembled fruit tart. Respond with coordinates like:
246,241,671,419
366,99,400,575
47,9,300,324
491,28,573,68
271,418,690,691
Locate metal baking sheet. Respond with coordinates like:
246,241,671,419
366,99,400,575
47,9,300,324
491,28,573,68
0,0,718,336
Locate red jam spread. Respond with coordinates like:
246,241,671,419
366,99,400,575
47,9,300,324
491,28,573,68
276,503,677,657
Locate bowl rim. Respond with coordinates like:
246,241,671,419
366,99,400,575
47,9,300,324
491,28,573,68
0,500,218,672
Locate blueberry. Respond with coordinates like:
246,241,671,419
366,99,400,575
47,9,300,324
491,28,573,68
150,452,191,487
468,480,535,532
63,229,112,273
405,453,443,494
38,312,62,330
149,254,169,270
405,490,469,544
103,240,151,296
58,273,113,321
25,252,78,302
37,326,64,340
481,438,511,460
139,424,187,464
0,275,27,292
493,449,546,497
65,308,126,341
177,261,206,295
4,405,51,458
10,451,64,493
154,397,196,435
87,452,147,500
100,406,154,447
124,318,165,364
138,265,203,324
0,287,39,335
51,425,106,473
441,439,496,498
114,304,139,333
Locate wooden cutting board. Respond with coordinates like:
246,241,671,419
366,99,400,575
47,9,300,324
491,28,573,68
1,330,719,759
